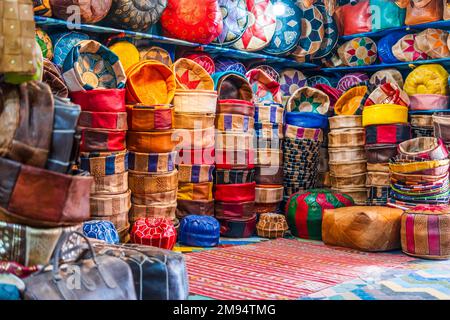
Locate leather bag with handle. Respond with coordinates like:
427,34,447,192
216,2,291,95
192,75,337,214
405,0,443,25
23,231,137,300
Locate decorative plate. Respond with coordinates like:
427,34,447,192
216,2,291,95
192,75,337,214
51,31,90,67
139,46,173,66
279,68,307,98
183,52,216,74
233,0,277,52
337,37,377,67
214,0,249,46
62,40,126,91
291,4,324,61
336,72,369,92
263,0,302,55
286,86,330,114
312,4,338,59
161,0,223,44
214,58,247,75
172,58,214,90
35,27,53,60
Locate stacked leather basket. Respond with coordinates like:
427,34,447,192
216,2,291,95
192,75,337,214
173,59,217,220
213,72,257,238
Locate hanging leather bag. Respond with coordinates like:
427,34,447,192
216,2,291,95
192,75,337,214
405,0,443,25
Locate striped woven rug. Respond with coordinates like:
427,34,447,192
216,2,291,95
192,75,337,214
185,238,416,300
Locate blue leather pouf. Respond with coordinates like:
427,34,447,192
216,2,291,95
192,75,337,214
83,220,120,244
179,215,220,247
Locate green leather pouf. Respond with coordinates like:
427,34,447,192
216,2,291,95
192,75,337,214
285,189,354,240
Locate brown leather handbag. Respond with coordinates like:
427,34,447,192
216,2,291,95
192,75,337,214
23,232,137,300
0,81,54,167
405,0,443,25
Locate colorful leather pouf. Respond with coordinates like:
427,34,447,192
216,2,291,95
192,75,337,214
256,213,289,239
285,189,354,240
130,217,177,250
338,37,377,67
179,215,220,247
401,205,450,260
312,3,338,59
83,220,120,245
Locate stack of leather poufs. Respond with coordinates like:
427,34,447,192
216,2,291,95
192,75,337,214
125,60,179,238
172,59,216,221
213,72,257,238
0,81,90,266
362,82,412,205
283,87,329,206
328,86,367,205
67,40,130,242
248,69,284,214
388,137,450,210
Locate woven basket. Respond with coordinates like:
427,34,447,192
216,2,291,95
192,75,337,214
329,160,367,175
173,90,218,114
330,173,367,188
329,115,362,130
328,147,366,162
328,128,365,147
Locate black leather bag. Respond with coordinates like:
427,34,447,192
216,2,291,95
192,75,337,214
46,97,81,173
23,232,137,300
92,242,189,300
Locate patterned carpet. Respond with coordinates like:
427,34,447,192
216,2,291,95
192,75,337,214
185,238,415,300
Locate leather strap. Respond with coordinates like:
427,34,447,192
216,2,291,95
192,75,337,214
254,104,284,124
214,201,256,219
128,169,178,195
255,166,283,185
79,128,126,152
254,122,284,140
80,151,128,176
177,147,215,165
398,137,449,161
176,199,215,219
255,185,284,204
174,112,215,129
78,111,128,130
177,164,214,183
215,114,254,132
91,172,128,195
90,190,131,217
129,201,177,225
127,130,180,153
365,124,412,145
174,127,215,149
214,169,255,184
128,151,177,173
126,104,174,131
173,90,218,114
215,149,255,169
70,89,126,112
215,132,254,150
177,182,213,201
284,124,323,141
217,99,255,117
328,128,365,147
131,189,177,205
256,149,283,166
214,182,256,202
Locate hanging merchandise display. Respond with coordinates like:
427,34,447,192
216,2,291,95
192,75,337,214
214,0,249,46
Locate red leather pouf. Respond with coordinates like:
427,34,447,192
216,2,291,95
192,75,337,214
130,217,177,250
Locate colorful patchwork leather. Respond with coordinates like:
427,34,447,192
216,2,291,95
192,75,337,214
127,130,179,153
83,220,119,245
139,46,172,66
178,164,214,183
36,27,52,59
254,103,284,124
369,69,404,89
255,185,284,204
217,99,255,117
176,199,215,219
338,37,377,67
70,89,126,113
172,58,214,90
131,189,178,205
392,33,429,62
389,159,450,174
173,90,218,114
215,114,254,132
215,149,255,170
129,202,177,225
128,151,177,173
130,217,177,250
128,169,178,195
215,201,255,219
91,172,128,195
254,122,283,140
213,72,253,102
90,190,131,217
255,166,283,185
174,112,215,129
182,52,216,75
284,124,323,141
214,169,255,184
415,28,450,59
328,128,365,148
398,137,449,161
334,86,368,116
364,83,410,107
246,69,282,104
174,127,215,150
80,151,128,176
51,31,90,67
79,128,126,152
78,111,127,130
362,104,409,126
214,182,256,202
365,124,412,145
177,182,213,201
218,214,257,238
126,60,176,106
215,132,254,150
256,149,283,167
401,205,450,259
279,69,308,100
33,0,52,16
256,213,288,239
214,0,249,46
177,147,216,165
126,105,174,131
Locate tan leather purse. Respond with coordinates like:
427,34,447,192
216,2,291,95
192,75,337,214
405,0,443,25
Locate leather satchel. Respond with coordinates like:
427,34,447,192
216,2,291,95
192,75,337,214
23,232,137,300
405,0,443,25
0,81,54,168
92,242,189,300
